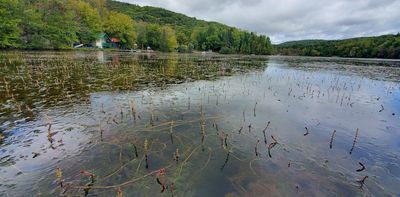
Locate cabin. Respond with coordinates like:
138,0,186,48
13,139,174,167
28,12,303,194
96,33,110,49
95,33,121,49
110,37,121,48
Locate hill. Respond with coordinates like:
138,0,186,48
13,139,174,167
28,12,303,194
276,34,400,59
106,0,273,54
0,0,273,54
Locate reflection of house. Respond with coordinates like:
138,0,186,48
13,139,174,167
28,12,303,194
95,33,121,49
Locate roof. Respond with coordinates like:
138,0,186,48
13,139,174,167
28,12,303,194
111,38,121,43
98,33,109,39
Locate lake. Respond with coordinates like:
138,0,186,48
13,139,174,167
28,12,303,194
1,51,399,196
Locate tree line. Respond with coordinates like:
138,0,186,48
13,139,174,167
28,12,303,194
0,0,273,54
276,34,400,59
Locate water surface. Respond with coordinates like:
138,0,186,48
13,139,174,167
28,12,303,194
1,52,400,196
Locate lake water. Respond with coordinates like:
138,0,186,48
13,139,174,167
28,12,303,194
0,51,399,196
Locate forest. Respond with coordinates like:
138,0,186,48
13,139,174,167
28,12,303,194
0,0,273,54
276,34,400,59
1,0,399,58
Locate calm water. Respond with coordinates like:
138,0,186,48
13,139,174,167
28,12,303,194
0,51,400,196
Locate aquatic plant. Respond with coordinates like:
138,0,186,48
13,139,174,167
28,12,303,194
117,187,123,197
349,128,359,155
379,105,384,112
173,148,180,164
220,149,231,171
47,124,54,144
356,162,365,172
55,167,63,188
357,176,368,189
238,126,243,134
255,140,260,156
304,127,309,136
80,170,96,184
329,130,336,149
262,121,270,144
253,101,258,117
268,135,278,158
156,168,166,193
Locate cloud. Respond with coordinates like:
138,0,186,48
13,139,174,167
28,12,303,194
117,0,400,43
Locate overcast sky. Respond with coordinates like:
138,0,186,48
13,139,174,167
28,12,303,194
118,0,400,43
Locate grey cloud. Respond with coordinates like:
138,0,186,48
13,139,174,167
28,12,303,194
118,0,400,43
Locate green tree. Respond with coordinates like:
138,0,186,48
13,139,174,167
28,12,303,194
72,0,102,44
103,11,137,48
160,26,178,52
0,0,21,48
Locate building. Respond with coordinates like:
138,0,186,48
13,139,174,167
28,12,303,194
110,37,121,48
96,33,110,49
95,33,121,49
